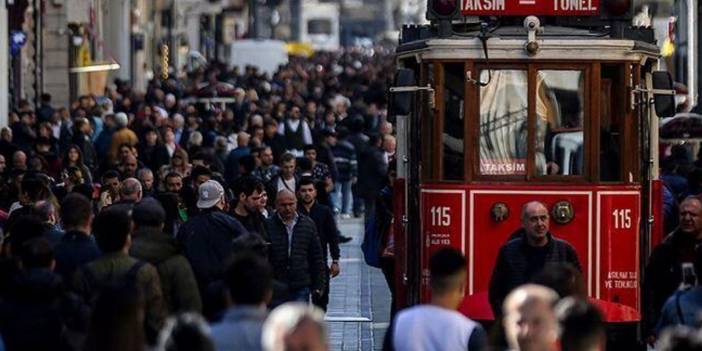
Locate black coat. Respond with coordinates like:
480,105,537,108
642,229,699,336
488,233,581,315
299,203,340,263
177,209,249,291
357,145,388,199
53,230,102,283
140,144,171,175
0,268,88,351
265,214,325,292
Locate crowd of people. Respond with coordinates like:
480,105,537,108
0,47,397,351
6,42,702,351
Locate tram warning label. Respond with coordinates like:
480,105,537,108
462,0,601,16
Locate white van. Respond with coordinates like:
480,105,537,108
300,2,340,52
229,39,289,76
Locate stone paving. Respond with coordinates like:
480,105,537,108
326,217,392,351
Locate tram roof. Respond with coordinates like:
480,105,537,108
396,24,660,62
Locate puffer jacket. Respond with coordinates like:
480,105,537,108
265,214,325,292
131,227,202,314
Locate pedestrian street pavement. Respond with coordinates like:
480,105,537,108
326,217,392,351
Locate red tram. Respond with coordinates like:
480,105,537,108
387,0,677,335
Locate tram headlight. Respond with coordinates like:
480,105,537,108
427,0,459,20
551,201,575,225
491,203,509,223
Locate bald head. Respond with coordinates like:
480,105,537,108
503,284,560,351
120,177,143,202
521,201,550,247
276,190,297,222
122,154,138,177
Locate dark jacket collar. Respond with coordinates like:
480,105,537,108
518,232,555,250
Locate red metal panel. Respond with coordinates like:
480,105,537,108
596,191,641,321
420,189,467,302
461,0,601,16
415,183,644,322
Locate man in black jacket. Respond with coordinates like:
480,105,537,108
298,177,340,310
53,193,101,283
231,176,268,241
489,201,581,316
642,196,702,343
265,189,325,305
177,180,249,292
358,133,388,224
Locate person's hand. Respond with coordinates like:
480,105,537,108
330,262,340,277
98,191,112,209
546,161,560,175
646,335,656,347
313,289,323,297
352,176,358,184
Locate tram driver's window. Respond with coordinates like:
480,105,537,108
479,70,528,176
443,63,465,180
535,70,585,176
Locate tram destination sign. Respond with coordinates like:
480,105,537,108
462,0,600,16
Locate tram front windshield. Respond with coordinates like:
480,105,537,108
479,69,585,177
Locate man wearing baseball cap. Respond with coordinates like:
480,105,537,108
177,180,249,294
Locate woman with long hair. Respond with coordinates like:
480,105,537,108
160,148,191,183
62,144,93,184
139,126,170,174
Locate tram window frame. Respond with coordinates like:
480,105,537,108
439,62,467,182
421,62,438,181
471,63,592,182
532,66,590,181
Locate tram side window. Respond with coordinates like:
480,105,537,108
535,70,585,176
443,63,465,180
479,70,528,176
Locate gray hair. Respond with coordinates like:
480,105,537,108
114,112,128,128
262,302,327,351
188,131,203,147
120,177,142,199
137,168,153,179
157,313,212,351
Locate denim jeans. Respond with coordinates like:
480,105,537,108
290,287,311,303
333,180,353,215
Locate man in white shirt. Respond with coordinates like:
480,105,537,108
278,105,313,157
385,247,486,351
